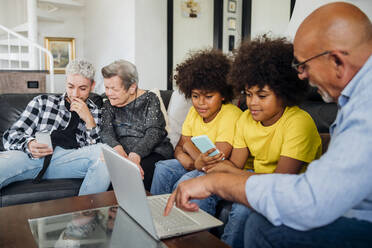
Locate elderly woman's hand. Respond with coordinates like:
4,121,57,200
128,152,144,179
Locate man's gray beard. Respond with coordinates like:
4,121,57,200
309,81,334,103
319,89,334,103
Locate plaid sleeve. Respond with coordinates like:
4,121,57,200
2,96,42,157
83,99,101,144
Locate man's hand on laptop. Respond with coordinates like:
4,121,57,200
164,175,213,216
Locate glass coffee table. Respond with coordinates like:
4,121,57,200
0,191,229,248
29,205,167,248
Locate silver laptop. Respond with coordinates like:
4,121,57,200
110,207,167,248
102,146,223,240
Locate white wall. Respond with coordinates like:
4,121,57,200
251,0,291,38
84,0,167,93
0,0,85,93
172,0,292,69
84,0,135,94
0,0,26,30
286,0,372,40
135,0,167,90
39,6,85,93
1,0,167,93
173,0,214,74
1,0,297,93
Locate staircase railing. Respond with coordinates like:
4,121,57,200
0,24,55,92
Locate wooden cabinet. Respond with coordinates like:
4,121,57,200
0,70,47,93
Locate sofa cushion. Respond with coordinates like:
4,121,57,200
0,179,82,207
299,87,338,133
300,101,337,133
150,88,170,133
0,94,37,151
166,90,192,148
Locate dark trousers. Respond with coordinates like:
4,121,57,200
141,152,165,191
244,212,372,248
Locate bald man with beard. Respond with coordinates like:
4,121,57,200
164,2,372,247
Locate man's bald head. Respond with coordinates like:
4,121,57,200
292,2,372,102
295,2,372,59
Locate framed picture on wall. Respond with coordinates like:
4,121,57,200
181,0,201,18
228,0,237,13
44,37,75,74
228,17,237,31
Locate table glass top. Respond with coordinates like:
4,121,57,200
28,205,167,248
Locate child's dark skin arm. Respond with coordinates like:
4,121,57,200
176,137,236,171
274,156,305,174
206,148,305,175
182,138,201,161
204,147,249,173
174,135,196,171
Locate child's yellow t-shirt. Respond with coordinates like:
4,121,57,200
234,106,322,173
182,103,242,145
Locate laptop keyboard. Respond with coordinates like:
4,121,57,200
149,196,198,231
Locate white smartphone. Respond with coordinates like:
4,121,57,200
35,131,52,148
191,135,220,157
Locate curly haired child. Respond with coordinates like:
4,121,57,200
150,49,242,214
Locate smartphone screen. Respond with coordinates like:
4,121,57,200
191,135,220,157
35,131,52,148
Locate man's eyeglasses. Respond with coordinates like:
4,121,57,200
291,51,331,74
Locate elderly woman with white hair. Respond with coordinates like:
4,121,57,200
0,58,111,196
101,60,173,191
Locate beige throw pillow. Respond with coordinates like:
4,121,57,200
150,88,170,133
166,90,192,148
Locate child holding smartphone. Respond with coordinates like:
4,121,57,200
202,36,322,248
150,49,242,214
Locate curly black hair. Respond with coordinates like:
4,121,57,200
228,35,309,107
174,48,234,103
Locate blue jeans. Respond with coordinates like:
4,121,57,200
221,203,252,248
0,143,111,195
150,159,219,215
173,169,220,216
150,159,188,195
244,212,372,248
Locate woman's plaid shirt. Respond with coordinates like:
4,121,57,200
3,93,101,157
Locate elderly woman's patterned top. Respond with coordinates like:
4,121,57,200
101,91,173,159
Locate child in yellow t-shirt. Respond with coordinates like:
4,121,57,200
150,49,242,213
203,36,322,248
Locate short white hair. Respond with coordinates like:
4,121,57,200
66,58,95,82
101,59,139,89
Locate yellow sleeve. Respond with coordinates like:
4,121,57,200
280,112,322,163
215,105,242,145
181,106,195,136
233,111,249,148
